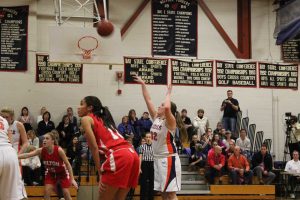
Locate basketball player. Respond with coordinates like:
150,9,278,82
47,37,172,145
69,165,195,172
0,115,26,200
18,132,78,200
134,75,181,200
1,108,29,199
78,96,139,200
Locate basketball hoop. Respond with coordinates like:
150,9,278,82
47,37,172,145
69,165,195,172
77,36,99,59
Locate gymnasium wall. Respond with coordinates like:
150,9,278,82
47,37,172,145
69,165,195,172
0,0,297,160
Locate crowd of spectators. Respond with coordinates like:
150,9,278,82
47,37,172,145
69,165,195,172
3,89,299,200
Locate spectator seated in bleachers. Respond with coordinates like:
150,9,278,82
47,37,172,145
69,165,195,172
28,129,39,149
189,135,206,171
228,146,253,184
251,144,276,185
66,136,82,176
117,115,134,138
21,145,41,186
223,131,235,151
211,133,226,153
18,106,34,132
128,109,142,148
37,111,55,140
205,145,225,184
181,109,193,141
284,150,300,199
56,115,75,148
138,111,152,137
193,109,209,139
236,129,251,160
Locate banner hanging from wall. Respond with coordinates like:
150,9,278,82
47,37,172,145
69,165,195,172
124,57,168,85
216,61,257,87
152,0,197,57
36,54,83,83
281,35,300,63
0,6,28,71
171,59,213,86
259,63,298,89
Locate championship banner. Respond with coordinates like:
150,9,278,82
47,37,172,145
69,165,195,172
171,59,213,86
259,63,298,89
216,61,257,87
0,6,28,71
152,0,197,57
36,54,83,84
124,57,168,85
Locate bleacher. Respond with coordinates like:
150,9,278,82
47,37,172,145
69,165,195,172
26,111,278,200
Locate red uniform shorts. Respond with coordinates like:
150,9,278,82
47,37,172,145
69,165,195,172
101,147,139,188
44,172,71,188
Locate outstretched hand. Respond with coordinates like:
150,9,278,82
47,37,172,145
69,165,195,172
132,74,145,84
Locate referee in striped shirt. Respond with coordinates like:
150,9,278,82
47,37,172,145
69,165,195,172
139,132,154,200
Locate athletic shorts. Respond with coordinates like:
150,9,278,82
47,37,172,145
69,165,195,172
0,146,27,200
154,154,181,192
101,147,139,188
45,172,71,188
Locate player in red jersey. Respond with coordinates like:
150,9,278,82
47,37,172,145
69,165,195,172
18,132,78,200
78,96,140,200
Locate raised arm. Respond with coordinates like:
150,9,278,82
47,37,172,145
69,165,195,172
133,74,157,119
164,84,176,132
81,116,101,176
58,147,78,189
18,148,42,159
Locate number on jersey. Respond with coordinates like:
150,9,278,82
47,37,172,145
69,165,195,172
108,128,124,140
151,131,158,141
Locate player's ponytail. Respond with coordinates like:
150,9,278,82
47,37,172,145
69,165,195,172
84,96,117,130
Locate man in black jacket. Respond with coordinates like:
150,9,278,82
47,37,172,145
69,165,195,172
252,144,276,184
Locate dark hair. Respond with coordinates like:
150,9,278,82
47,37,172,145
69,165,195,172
21,107,29,116
128,109,136,121
197,109,204,114
227,90,233,93
181,109,187,113
84,96,116,130
240,128,247,135
261,143,268,149
61,115,69,123
43,111,51,120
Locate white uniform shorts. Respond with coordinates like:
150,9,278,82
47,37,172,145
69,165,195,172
154,154,181,192
0,146,27,200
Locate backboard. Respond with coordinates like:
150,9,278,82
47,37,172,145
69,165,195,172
49,26,123,64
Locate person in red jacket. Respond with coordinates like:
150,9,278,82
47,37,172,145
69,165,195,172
18,132,78,200
78,96,139,200
205,145,225,184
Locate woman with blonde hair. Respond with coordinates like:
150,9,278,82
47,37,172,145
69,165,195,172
19,132,78,200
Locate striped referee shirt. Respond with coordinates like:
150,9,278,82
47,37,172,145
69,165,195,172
139,143,154,162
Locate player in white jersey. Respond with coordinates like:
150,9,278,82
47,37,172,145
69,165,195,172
1,108,28,199
0,115,27,200
134,75,181,200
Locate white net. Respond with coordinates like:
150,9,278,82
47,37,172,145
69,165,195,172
77,36,98,59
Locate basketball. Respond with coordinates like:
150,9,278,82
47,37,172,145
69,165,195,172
97,20,114,37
